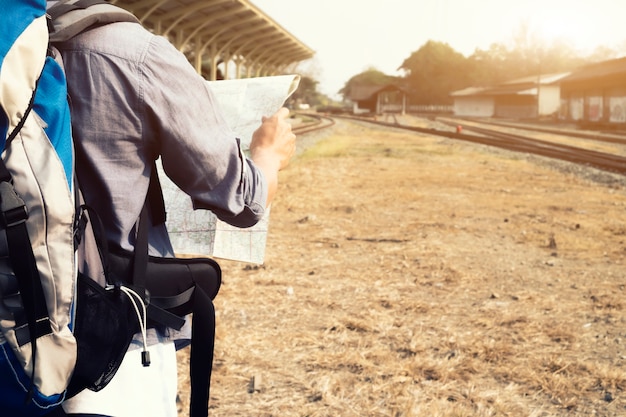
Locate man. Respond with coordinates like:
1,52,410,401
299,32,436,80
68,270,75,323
50,4,296,416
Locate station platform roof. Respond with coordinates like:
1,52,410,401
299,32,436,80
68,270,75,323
112,0,314,78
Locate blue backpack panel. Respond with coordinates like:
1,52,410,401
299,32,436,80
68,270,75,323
0,0,76,414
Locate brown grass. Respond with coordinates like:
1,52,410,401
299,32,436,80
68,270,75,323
177,118,626,416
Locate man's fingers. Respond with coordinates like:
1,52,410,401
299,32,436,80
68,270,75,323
275,107,290,119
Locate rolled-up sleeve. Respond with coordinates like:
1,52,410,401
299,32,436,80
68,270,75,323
141,35,267,228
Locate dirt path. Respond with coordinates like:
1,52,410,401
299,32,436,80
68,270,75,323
178,118,626,416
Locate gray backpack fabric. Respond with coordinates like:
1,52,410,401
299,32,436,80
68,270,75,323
0,1,139,415
0,1,78,414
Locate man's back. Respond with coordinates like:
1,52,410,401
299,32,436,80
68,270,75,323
54,9,295,416
57,21,268,256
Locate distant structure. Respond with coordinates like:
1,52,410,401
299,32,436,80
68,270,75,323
113,0,314,80
450,73,570,119
450,56,626,128
346,84,409,115
559,56,626,126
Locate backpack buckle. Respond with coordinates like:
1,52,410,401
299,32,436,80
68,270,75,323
0,181,29,227
3,206,29,227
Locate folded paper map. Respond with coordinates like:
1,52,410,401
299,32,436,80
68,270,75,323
158,74,300,264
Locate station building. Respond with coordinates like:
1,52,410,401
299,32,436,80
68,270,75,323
113,0,314,80
346,83,454,115
559,56,626,127
347,84,409,115
450,73,569,119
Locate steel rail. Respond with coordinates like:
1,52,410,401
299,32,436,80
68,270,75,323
335,115,626,175
440,117,626,145
292,114,335,135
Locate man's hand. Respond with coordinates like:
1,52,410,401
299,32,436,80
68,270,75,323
250,107,296,206
250,107,296,171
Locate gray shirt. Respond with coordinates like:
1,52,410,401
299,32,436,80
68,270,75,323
56,21,267,256
55,21,268,344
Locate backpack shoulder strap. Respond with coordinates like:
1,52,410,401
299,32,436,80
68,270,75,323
48,0,139,43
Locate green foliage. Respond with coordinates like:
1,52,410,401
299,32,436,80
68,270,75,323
288,75,326,107
337,23,623,106
339,67,397,99
398,40,472,104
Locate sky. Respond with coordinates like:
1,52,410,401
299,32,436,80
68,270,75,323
251,0,626,100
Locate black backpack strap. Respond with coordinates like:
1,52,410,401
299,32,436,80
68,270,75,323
132,162,216,417
5,86,36,148
190,287,216,417
147,160,166,225
131,199,185,331
42,406,69,416
0,159,52,400
130,160,167,281
129,161,184,329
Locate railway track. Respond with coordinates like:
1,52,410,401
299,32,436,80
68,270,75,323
438,120,626,174
441,117,626,146
330,114,626,176
292,113,335,135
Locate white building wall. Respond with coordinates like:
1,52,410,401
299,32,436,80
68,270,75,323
352,102,370,114
453,97,494,117
608,89,626,123
569,94,584,121
537,85,561,116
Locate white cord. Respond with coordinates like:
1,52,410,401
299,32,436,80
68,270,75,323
119,285,150,366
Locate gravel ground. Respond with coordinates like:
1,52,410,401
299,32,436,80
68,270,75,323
177,116,626,416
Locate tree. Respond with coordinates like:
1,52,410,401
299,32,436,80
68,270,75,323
507,22,583,76
288,75,325,107
398,41,472,104
466,43,514,86
586,45,623,63
342,25,616,108
339,67,395,99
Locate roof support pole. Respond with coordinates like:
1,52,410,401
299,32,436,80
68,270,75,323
251,50,276,77
194,38,204,75
175,30,185,51
209,43,219,81
127,0,169,23
402,93,406,115
233,56,244,79
111,0,314,81
222,52,232,79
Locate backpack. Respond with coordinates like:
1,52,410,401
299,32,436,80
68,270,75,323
0,1,221,415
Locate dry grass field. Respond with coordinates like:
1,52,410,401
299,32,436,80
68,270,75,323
177,117,626,416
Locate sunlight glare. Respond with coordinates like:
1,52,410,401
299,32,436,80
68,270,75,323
531,8,606,53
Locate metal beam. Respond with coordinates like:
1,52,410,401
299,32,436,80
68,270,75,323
114,0,314,77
